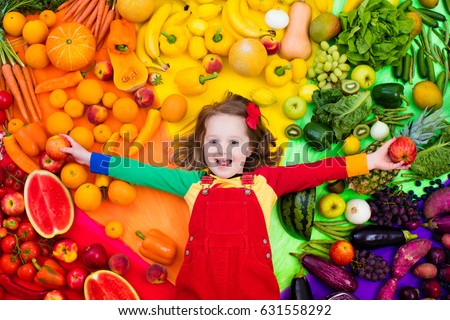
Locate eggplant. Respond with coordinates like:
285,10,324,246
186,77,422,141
324,291,359,300
422,215,450,233
290,275,313,300
350,224,418,249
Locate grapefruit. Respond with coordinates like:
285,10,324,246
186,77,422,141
84,270,140,300
228,38,268,77
24,170,74,238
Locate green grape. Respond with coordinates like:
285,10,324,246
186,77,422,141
331,61,338,69
318,80,327,88
320,41,330,51
318,54,328,63
323,61,332,72
332,51,340,61
317,73,328,82
314,67,324,74
338,63,350,71
307,67,316,78
327,45,338,54
338,54,348,64
340,72,349,80
329,73,339,83
333,68,343,78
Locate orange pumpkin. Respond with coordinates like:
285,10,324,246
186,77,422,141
46,22,96,72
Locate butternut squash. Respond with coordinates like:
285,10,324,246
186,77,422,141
279,0,312,61
108,50,148,92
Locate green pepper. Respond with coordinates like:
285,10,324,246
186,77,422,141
303,122,335,151
371,83,410,109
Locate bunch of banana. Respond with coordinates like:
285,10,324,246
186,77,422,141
196,3,223,20
223,0,275,39
136,22,169,71
250,87,278,107
162,9,192,29
247,0,277,12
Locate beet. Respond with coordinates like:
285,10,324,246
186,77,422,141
399,286,419,300
422,279,441,299
439,265,450,282
427,247,446,266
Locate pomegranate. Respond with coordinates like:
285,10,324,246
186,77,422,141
388,136,417,165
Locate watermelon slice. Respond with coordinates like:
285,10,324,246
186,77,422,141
24,170,74,238
84,270,140,300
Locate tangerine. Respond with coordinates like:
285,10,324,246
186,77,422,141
49,89,69,109
64,99,85,118
69,126,95,150
39,10,57,28
119,123,139,141
108,180,137,206
22,20,49,44
7,118,24,133
61,163,89,189
74,183,103,211
159,94,188,123
24,44,50,69
93,124,113,143
105,220,124,239
46,111,74,135
112,97,139,123
76,79,104,105
102,91,119,108
2,12,27,37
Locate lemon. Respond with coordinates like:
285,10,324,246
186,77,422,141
342,135,361,155
298,84,320,103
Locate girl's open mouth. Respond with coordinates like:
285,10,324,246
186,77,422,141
215,158,232,167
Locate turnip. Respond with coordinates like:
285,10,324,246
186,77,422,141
391,238,432,279
423,187,450,219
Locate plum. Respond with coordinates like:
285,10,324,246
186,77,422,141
108,253,130,275
438,264,450,282
146,263,167,284
399,286,419,300
427,247,446,266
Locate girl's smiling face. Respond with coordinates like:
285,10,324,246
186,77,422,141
203,113,251,179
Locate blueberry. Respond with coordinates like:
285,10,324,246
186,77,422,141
415,181,422,187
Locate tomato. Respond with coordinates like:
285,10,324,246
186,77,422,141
0,91,13,110
0,253,21,274
17,222,37,242
19,241,40,263
13,168,27,181
5,162,17,173
0,186,8,199
0,227,8,238
17,262,37,281
1,234,18,253
3,217,20,231
3,175,14,188
12,180,23,192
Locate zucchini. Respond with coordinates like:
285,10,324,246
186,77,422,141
425,55,436,82
409,6,439,28
277,188,316,240
350,224,418,249
401,53,412,83
291,253,358,293
418,8,447,21
436,71,446,94
303,122,334,151
416,47,428,79
393,62,403,79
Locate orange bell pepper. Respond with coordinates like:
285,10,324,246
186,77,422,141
106,19,137,54
135,229,177,265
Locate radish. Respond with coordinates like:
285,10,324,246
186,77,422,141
423,187,450,219
391,238,432,279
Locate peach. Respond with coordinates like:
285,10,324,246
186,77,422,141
202,54,223,73
87,104,108,125
133,87,155,108
94,60,114,81
46,135,71,161
146,263,167,284
108,253,130,275
260,35,280,55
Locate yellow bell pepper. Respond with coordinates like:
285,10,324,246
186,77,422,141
264,58,292,87
159,25,189,57
174,66,218,95
204,26,235,56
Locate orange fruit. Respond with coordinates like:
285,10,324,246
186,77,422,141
7,118,24,133
93,124,113,143
228,38,268,77
22,20,49,44
49,89,68,109
46,111,74,135
39,10,57,28
412,80,443,110
159,94,188,122
74,183,103,211
102,91,119,108
108,180,137,206
60,163,89,189
64,99,85,118
76,79,104,105
119,123,139,141
105,220,124,239
69,126,95,150
112,97,139,123
405,12,422,38
2,12,27,37
24,44,50,69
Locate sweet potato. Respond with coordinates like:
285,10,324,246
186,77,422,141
376,278,398,300
392,238,432,279
412,263,438,279
423,187,450,219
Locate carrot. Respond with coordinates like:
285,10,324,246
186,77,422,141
2,133,40,173
5,108,12,121
63,0,89,22
72,0,95,22
94,0,107,38
0,68,6,90
1,64,29,123
12,64,39,123
58,0,76,11
85,4,100,30
22,66,42,121
75,0,99,24
34,64,94,94
96,9,115,49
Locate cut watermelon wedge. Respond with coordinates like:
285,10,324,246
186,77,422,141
24,170,74,238
84,270,140,300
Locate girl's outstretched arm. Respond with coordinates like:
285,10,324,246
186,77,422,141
366,137,411,171
59,134,92,166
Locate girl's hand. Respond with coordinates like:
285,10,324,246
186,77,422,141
366,137,411,171
59,134,92,166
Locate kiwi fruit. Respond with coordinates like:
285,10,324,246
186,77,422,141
353,124,370,140
326,179,346,194
341,80,360,95
284,124,303,140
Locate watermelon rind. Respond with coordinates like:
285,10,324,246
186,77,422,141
84,270,140,300
24,170,75,239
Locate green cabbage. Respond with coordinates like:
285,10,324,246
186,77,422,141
336,0,414,71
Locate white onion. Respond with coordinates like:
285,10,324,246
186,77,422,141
370,119,390,141
264,9,289,30
344,198,371,225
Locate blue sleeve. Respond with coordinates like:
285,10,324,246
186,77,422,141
90,153,205,197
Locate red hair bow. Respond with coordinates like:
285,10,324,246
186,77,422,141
246,102,261,130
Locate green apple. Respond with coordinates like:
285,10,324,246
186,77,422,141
350,64,376,89
282,96,307,120
317,193,346,219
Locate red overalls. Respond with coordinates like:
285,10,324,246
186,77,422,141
175,174,280,300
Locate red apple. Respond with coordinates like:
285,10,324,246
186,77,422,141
202,54,223,73
260,35,281,55
1,192,25,216
329,240,355,266
52,238,78,263
146,263,167,284
39,151,65,173
87,104,108,125
46,135,71,161
44,290,67,300
66,267,88,291
388,136,417,165
133,87,155,108
94,60,114,81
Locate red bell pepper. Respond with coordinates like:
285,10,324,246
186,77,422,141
32,258,66,289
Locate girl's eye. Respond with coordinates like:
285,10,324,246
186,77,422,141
229,140,239,145
209,139,218,144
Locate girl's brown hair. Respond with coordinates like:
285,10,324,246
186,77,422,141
172,92,283,171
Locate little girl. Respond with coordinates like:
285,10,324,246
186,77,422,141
61,92,409,300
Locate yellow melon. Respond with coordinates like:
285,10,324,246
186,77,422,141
116,0,154,23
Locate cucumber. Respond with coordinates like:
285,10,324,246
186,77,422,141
397,0,412,12
401,53,412,83
277,188,316,240
426,55,436,82
436,71,446,94
418,8,447,21
393,62,403,79
292,253,358,293
416,47,428,79
303,122,334,151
